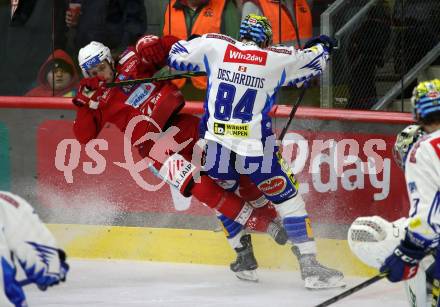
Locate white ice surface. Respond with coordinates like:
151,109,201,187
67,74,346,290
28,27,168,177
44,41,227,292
26,259,408,307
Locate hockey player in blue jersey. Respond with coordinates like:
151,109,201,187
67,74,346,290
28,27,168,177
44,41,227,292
0,191,69,306
168,14,344,289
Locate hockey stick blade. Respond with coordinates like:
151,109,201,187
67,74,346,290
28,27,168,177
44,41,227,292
106,71,206,88
314,273,386,307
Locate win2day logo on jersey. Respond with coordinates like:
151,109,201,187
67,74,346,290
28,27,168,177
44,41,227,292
223,44,267,66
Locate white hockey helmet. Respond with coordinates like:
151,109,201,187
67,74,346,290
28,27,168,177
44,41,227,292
78,41,114,77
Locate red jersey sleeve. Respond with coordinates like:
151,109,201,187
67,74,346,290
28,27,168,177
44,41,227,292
161,35,180,54
73,107,100,144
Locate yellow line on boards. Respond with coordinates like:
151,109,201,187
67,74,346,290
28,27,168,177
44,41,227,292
47,224,377,277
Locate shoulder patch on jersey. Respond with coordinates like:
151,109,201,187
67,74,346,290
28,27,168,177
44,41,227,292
223,44,267,66
206,33,236,44
119,51,136,65
266,47,292,55
429,137,440,159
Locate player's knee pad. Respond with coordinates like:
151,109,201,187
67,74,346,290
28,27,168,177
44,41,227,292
274,194,307,219
218,214,244,239
273,195,315,249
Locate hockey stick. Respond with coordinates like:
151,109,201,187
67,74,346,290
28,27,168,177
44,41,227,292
278,81,309,142
432,278,440,307
314,273,387,307
106,71,206,88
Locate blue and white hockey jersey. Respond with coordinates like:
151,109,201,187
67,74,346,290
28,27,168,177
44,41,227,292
404,129,440,248
168,33,329,156
0,192,65,307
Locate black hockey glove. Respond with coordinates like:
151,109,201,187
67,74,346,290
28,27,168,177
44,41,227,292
303,35,338,54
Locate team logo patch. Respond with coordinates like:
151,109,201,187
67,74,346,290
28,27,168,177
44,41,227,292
213,122,249,138
408,182,417,193
82,54,101,70
125,83,156,108
223,44,267,66
258,176,287,196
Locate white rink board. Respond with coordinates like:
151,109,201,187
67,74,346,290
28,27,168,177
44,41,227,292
26,259,408,307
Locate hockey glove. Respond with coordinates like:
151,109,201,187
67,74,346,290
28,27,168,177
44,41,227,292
35,249,69,291
303,35,337,53
73,77,105,109
136,35,167,67
380,233,426,282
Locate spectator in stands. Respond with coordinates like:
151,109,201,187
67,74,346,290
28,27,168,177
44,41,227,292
346,4,390,110
65,0,147,55
241,0,313,47
26,49,79,97
161,0,241,90
0,0,68,95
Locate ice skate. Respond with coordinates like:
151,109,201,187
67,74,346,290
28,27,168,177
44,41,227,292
267,221,288,245
292,246,345,289
230,234,258,282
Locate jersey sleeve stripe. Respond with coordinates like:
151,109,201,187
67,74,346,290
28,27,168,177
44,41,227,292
427,191,440,233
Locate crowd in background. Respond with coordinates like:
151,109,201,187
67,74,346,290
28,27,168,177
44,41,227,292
0,0,438,111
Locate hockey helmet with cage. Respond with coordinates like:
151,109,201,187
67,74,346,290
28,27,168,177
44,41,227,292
393,124,424,169
411,79,440,122
239,14,273,48
78,41,114,77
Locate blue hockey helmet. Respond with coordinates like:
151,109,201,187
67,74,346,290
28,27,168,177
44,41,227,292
411,79,440,122
239,14,273,48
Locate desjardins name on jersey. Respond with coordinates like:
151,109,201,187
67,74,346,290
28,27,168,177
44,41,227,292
217,68,265,89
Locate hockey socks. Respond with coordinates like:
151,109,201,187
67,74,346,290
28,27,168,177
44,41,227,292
283,215,316,254
218,214,244,246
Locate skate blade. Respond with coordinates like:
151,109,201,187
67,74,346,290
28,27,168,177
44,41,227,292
235,270,259,282
304,276,346,290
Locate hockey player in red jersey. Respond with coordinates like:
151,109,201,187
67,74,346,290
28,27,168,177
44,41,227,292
72,35,286,281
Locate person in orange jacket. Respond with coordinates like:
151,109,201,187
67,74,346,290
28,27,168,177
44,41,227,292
161,0,241,90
